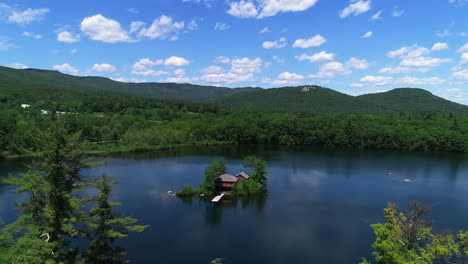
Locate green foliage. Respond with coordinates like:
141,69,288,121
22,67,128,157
176,184,196,197
363,202,461,264
243,156,268,186
199,159,227,196
460,231,468,255
0,122,147,263
84,174,148,264
232,179,262,196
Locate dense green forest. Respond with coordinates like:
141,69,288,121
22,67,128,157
1,66,468,114
1,86,467,158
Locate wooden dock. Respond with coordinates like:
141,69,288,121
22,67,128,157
211,193,225,203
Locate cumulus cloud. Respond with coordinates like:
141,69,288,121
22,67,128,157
81,14,132,43
292,34,326,48
92,63,116,72
360,75,393,86
362,31,372,38
227,0,319,19
164,56,190,66
53,63,79,75
200,57,262,83
340,0,371,18
273,71,304,85
295,51,335,63
227,1,258,18
57,31,80,43
0,39,17,51
262,37,287,49
201,65,224,74
431,42,448,51
137,15,184,40
400,56,451,67
7,6,50,25
309,57,368,78
131,57,189,76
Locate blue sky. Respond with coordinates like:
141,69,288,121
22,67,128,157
0,0,467,104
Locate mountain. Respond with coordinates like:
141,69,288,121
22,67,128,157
356,88,468,114
0,66,258,102
215,86,386,113
1,66,467,114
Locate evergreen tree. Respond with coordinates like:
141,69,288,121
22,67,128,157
84,174,148,264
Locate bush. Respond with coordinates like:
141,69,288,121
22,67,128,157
232,179,262,196
176,184,195,197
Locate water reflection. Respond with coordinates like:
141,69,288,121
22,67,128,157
1,146,468,264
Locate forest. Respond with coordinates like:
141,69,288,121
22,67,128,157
0,88,467,159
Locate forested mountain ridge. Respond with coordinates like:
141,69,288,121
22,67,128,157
1,66,467,114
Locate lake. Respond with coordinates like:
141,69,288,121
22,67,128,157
1,145,468,263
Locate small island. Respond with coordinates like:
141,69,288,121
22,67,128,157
177,155,268,199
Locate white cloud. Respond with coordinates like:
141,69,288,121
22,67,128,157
295,51,335,63
360,75,393,86
461,53,468,64
5,62,28,69
387,45,430,59
92,63,116,72
227,0,319,19
273,71,304,85
262,37,287,49
227,1,258,18
400,56,451,67
260,27,269,33
70,49,78,54
431,42,448,51
231,57,262,74
53,63,79,75
202,65,223,74
200,57,262,83
310,61,350,78
362,31,372,39
23,32,42,39
138,15,184,40
112,77,146,83
81,14,131,43
131,56,189,76
214,22,229,31
8,7,49,25
164,56,190,67
215,56,231,64
370,11,382,20
188,19,199,30
350,83,364,87
392,7,404,17
292,34,326,48
346,57,369,70
340,0,371,18
457,43,468,53
130,21,146,34
379,66,415,74
257,0,319,18
57,31,80,43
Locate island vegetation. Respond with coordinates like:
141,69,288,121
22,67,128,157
0,121,147,263
177,156,268,198
362,202,468,264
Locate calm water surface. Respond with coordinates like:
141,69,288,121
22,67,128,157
1,145,468,264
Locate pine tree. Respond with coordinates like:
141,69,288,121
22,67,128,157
84,174,148,264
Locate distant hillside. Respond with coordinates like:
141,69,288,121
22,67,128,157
1,66,467,114
215,86,386,113
357,88,468,114
0,66,257,101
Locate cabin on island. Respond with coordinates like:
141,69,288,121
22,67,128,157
216,171,251,192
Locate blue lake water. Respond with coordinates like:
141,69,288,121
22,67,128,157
1,145,468,263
